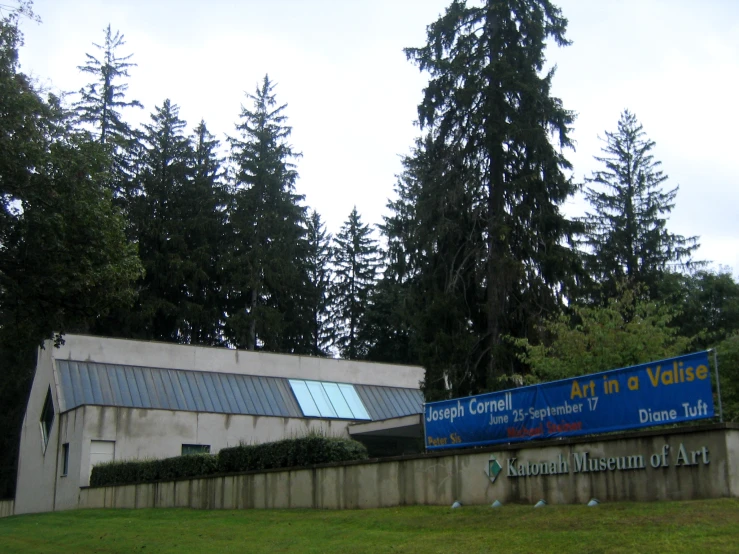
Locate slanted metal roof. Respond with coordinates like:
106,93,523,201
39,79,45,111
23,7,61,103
55,360,423,421
354,385,424,421
56,360,303,418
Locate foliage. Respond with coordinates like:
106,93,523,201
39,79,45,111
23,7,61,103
513,286,690,382
329,207,381,359
89,436,369,487
716,333,739,422
398,0,581,398
304,210,333,356
224,75,309,352
74,24,142,146
0,9,141,497
674,269,739,351
90,454,219,487
581,110,700,301
218,435,368,473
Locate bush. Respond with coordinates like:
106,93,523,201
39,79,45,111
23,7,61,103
217,436,368,473
90,454,218,487
89,437,368,487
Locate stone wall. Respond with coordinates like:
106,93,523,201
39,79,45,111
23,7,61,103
75,424,739,511
0,499,14,518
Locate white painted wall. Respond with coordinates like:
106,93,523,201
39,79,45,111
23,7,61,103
15,344,60,514
39,405,356,513
50,334,424,389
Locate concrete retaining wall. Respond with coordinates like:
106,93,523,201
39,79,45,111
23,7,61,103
76,424,739,511
0,499,14,518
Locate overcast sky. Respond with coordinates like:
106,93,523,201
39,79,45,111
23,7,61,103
13,0,739,276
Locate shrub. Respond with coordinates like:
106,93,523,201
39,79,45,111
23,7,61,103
218,436,368,473
90,454,218,487
89,437,368,487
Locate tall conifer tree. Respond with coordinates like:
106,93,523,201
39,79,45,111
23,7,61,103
225,75,308,352
330,207,381,360
400,0,581,398
74,25,142,201
305,210,333,356
75,25,141,146
582,110,699,301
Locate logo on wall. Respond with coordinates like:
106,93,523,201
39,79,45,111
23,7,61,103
486,455,503,483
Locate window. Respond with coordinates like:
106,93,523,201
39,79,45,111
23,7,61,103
61,443,69,476
288,380,371,420
182,444,211,455
40,387,55,452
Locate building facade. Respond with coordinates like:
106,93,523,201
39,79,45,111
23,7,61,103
15,335,424,514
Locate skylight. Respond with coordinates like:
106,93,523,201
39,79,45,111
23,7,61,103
288,380,371,420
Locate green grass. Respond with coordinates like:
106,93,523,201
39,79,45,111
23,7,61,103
1,499,738,553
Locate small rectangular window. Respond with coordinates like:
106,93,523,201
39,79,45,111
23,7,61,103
40,387,55,452
61,443,69,476
182,444,211,455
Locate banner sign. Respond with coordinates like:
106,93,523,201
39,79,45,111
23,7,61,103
424,352,714,450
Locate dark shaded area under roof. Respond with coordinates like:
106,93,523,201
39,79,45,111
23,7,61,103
55,360,423,422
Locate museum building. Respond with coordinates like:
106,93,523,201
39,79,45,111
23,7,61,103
14,335,425,514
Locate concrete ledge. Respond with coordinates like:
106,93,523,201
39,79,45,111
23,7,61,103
68,423,739,510
0,499,14,518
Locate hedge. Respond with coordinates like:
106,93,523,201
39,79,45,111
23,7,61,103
218,435,368,473
90,453,219,487
89,436,368,487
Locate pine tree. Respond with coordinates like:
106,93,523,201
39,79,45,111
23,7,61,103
330,207,381,360
582,110,700,301
74,25,142,201
400,0,581,398
225,75,308,352
182,121,229,346
75,25,142,146
305,210,333,356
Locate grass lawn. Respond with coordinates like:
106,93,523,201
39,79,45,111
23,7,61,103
1,499,738,553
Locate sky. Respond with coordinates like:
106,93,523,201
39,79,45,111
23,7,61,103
11,0,739,276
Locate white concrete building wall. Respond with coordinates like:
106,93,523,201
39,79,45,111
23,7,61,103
15,345,60,514
51,335,424,389
45,405,355,512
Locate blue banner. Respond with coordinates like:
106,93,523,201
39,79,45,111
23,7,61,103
424,352,714,450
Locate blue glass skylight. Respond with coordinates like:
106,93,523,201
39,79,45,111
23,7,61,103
288,379,371,420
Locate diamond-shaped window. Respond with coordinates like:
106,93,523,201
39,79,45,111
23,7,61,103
40,387,55,452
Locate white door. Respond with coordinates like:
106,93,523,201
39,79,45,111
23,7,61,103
89,440,115,477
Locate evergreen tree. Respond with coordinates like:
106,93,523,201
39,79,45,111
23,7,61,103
400,0,581,398
581,110,700,301
75,24,141,146
130,99,196,341
304,210,333,356
364,174,423,365
225,75,308,352
182,121,229,345
330,207,381,360
98,102,228,345
74,25,142,201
